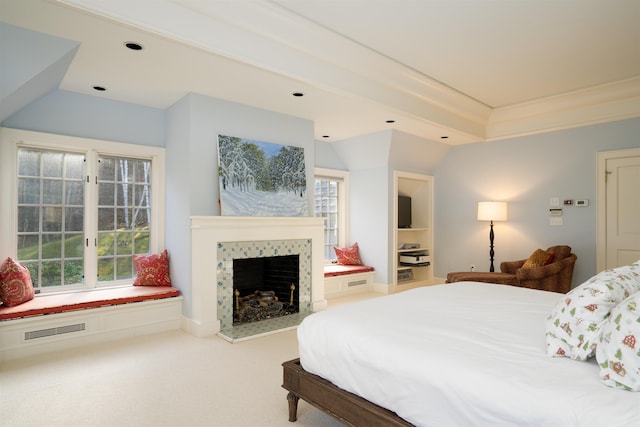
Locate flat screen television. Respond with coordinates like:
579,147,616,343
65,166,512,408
398,195,412,228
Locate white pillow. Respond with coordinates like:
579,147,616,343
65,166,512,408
545,261,640,360
596,291,640,391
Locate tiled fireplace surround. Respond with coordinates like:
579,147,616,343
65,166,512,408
189,217,326,339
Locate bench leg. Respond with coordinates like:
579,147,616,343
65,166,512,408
287,391,300,422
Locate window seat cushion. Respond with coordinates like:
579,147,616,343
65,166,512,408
324,264,374,277
0,286,180,321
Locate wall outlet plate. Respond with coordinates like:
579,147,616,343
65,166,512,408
549,208,563,216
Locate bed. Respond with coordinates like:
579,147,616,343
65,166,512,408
282,282,640,426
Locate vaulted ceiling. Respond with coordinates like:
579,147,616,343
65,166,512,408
2,0,640,144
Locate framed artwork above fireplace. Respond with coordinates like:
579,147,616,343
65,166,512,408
217,134,309,216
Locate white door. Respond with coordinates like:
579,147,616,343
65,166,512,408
598,148,640,270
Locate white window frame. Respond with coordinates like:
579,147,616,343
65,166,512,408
0,128,165,292
314,167,349,263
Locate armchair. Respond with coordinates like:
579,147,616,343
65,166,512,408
446,245,577,293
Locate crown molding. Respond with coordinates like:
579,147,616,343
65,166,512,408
486,76,640,141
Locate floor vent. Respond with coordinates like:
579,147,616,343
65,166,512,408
347,279,367,287
25,323,86,340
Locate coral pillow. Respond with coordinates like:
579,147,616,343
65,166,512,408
545,261,640,360
596,291,640,391
133,250,172,286
521,248,554,269
334,243,362,266
0,257,36,307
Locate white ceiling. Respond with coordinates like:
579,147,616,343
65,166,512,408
2,0,640,144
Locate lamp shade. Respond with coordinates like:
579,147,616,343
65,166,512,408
477,201,508,222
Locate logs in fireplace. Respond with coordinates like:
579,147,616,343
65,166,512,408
232,255,300,325
234,287,297,324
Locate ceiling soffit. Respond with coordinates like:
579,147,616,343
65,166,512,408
60,0,490,141
50,0,640,142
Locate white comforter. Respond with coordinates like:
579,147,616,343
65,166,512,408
298,282,640,427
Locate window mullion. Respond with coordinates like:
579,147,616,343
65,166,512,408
83,150,99,288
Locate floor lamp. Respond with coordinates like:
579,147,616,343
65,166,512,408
477,201,508,272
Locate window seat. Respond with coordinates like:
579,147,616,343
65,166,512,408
0,286,180,321
323,264,374,277
0,286,183,362
324,264,375,298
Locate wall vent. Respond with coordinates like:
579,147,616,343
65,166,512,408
25,323,86,340
347,279,367,287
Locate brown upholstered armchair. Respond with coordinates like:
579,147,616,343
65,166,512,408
446,245,577,293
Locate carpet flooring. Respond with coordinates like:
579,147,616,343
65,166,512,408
1,292,381,427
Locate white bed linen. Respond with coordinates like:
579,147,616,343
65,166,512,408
298,282,640,427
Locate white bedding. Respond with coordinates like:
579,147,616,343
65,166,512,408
298,282,640,427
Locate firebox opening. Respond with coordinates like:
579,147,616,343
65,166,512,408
232,254,299,325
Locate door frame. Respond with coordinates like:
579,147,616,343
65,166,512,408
596,147,640,272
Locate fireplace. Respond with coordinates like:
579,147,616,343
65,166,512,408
232,255,299,324
216,238,313,335
189,216,326,340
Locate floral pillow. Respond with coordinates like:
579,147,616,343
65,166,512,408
334,242,362,266
545,261,640,360
0,257,36,307
596,291,640,391
133,250,172,286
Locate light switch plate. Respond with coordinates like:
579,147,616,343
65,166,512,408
550,217,563,225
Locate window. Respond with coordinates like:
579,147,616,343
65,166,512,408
314,168,349,262
17,149,86,288
3,129,165,293
97,156,152,283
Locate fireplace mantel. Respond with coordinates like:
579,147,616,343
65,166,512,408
189,216,326,337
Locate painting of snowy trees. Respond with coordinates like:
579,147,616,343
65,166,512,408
217,135,309,216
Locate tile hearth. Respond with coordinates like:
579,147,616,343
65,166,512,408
217,312,311,342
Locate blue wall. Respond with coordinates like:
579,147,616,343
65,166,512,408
3,86,639,298
2,90,314,318
165,93,315,317
3,90,165,146
327,130,451,284
434,118,640,286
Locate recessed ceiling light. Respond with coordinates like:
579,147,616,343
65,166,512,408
92,86,106,91
386,120,395,123
441,136,449,139
124,41,144,51
292,92,304,97
322,135,330,138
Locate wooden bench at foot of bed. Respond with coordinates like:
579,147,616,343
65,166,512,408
324,265,375,299
0,286,182,362
282,358,412,427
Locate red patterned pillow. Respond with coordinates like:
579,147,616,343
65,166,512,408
133,250,172,286
334,242,362,266
0,257,35,307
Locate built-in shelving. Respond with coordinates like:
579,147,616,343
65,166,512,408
393,171,434,287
